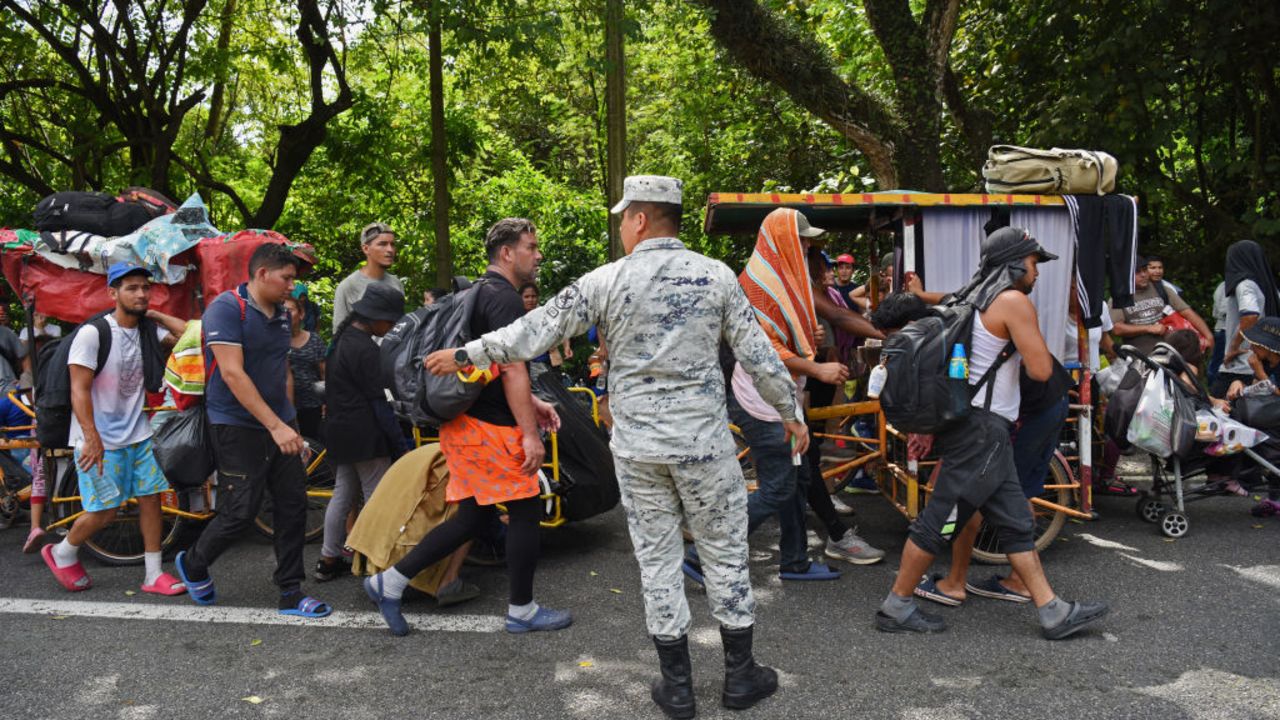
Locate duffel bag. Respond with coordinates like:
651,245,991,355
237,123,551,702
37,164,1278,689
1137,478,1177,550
983,145,1117,195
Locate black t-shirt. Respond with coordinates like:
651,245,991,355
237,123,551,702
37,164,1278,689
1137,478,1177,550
324,327,393,464
466,270,526,427
834,282,858,308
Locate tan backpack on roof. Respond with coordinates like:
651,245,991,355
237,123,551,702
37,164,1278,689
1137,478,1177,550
982,145,1118,195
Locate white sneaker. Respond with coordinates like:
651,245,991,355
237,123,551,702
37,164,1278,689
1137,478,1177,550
830,494,857,516
824,532,886,565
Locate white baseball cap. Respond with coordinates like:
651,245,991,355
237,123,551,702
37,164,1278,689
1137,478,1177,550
610,175,684,214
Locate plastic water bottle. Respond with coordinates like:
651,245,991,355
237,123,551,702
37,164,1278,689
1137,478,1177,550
867,363,887,398
948,344,968,380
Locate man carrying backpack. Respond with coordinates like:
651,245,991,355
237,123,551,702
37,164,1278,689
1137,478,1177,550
175,243,331,618
876,227,1109,640
423,176,804,718
362,218,568,636
42,263,186,595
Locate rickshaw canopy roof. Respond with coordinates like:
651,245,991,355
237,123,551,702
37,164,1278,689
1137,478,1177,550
703,191,1066,235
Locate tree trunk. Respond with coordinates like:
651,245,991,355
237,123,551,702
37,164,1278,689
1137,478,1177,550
605,0,626,259
429,0,452,287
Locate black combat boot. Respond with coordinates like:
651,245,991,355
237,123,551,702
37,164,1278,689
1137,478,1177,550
651,635,696,719
719,625,778,710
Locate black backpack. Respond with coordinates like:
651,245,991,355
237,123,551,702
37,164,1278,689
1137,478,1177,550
32,191,154,237
878,301,1015,434
380,278,490,426
35,312,166,448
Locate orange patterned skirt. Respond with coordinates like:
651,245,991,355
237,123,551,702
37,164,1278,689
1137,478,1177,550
440,414,540,505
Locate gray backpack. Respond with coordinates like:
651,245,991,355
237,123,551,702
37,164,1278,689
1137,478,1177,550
983,145,1117,195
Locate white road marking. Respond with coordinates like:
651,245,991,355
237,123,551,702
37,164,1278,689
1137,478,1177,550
0,597,502,633
1221,564,1280,590
1076,533,1140,552
1132,668,1280,719
1118,554,1183,572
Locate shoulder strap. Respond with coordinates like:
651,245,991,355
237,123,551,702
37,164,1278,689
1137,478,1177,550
204,290,249,379
1153,279,1170,305
971,341,1018,411
88,316,112,377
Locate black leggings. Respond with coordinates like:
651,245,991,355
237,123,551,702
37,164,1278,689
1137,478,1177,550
393,496,542,605
805,378,847,542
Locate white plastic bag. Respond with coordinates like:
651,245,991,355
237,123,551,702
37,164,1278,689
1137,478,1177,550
1127,371,1174,457
1096,358,1130,396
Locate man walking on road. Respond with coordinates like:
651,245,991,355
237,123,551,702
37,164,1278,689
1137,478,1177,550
425,176,804,718
876,228,1109,640
333,222,404,331
176,244,331,619
43,263,186,596
363,218,568,638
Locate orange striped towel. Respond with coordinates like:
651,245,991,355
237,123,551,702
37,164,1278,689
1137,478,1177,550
738,208,817,364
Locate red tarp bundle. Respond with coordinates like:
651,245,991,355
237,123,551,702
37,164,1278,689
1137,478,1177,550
0,228,315,324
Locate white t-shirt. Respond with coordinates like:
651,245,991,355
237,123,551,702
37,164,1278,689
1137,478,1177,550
67,316,169,450
1065,301,1114,371
1223,280,1278,376
20,324,63,343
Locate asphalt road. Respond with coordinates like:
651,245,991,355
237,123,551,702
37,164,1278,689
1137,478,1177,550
2,483,1278,720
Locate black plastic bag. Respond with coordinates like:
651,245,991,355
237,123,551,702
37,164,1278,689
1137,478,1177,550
151,406,214,489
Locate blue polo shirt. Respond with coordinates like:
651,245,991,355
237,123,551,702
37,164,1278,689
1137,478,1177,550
203,284,297,428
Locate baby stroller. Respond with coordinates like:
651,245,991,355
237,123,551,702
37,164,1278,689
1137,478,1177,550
1102,344,1280,538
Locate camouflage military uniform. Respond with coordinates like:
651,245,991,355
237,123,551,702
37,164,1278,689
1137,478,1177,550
463,237,798,638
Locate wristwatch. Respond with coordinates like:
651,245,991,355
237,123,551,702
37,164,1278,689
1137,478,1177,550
453,347,470,366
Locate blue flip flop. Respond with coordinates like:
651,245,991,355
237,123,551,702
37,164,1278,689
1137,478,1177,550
174,551,216,605
965,574,1032,604
913,573,964,607
279,594,332,619
779,561,842,581
364,574,409,636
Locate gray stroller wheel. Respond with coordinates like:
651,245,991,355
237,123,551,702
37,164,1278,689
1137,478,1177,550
1137,495,1165,523
1159,511,1190,538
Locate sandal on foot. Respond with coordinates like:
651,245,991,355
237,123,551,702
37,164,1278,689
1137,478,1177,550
141,572,187,596
174,551,216,605
779,561,842,582
279,594,332,619
965,574,1032,603
364,575,409,636
41,545,91,592
913,573,964,606
23,527,49,554
1093,480,1139,497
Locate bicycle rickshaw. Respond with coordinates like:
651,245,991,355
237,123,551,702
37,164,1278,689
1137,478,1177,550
704,190,1112,562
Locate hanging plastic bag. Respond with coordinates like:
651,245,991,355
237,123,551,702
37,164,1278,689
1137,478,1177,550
151,406,214,489
1095,358,1131,397
1127,371,1175,457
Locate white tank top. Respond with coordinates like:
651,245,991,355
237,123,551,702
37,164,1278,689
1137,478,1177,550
968,311,1022,422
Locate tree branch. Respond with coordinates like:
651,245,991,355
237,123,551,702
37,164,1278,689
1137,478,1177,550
686,0,902,187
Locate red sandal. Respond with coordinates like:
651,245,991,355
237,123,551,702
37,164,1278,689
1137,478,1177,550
141,572,187,596
41,544,92,592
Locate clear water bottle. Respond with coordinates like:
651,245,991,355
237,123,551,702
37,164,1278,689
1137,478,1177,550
948,343,968,380
867,363,887,398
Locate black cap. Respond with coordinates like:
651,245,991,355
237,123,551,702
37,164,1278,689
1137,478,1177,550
351,283,405,322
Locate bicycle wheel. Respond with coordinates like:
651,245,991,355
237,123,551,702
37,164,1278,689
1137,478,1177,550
253,437,335,543
47,461,187,567
732,426,758,491
971,452,1072,565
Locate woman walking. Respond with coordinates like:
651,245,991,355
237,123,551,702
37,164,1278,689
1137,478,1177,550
315,284,407,581
283,294,326,440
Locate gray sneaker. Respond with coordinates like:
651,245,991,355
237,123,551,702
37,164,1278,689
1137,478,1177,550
824,532,886,565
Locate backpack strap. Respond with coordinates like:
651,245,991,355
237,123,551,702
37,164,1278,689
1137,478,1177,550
203,290,248,380
971,341,1018,411
87,315,112,377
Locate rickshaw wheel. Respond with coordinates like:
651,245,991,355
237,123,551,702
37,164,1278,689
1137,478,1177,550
1159,511,1190,538
47,457,187,566
253,436,334,543
1136,495,1165,523
971,453,1071,565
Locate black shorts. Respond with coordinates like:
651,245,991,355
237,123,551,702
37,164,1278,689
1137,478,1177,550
909,408,1036,556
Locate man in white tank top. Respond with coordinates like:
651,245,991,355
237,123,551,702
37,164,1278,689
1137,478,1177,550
876,228,1110,640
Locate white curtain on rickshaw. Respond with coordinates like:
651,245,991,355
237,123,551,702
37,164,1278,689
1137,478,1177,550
920,207,1076,363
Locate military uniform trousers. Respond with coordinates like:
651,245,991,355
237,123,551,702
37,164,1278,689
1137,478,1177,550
614,452,755,639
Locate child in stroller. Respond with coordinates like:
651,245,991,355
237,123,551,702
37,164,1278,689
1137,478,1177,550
1103,328,1280,537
